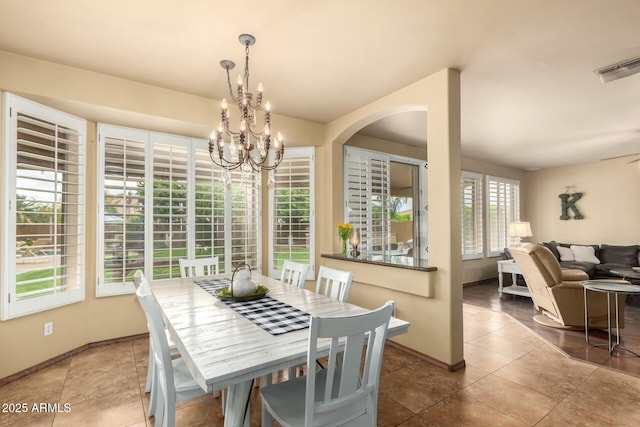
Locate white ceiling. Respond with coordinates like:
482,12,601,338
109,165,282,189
1,0,639,170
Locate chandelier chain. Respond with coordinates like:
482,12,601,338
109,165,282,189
244,41,250,92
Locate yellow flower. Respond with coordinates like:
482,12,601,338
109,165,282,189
337,223,353,240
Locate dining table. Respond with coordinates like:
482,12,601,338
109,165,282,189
149,271,410,427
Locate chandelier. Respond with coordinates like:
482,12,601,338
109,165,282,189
209,34,284,173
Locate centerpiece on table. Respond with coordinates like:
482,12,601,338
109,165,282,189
215,264,269,301
337,223,353,256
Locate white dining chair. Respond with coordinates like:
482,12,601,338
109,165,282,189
315,265,354,302
135,281,209,427
178,257,219,278
274,260,312,380
280,260,310,289
133,271,178,398
260,301,395,427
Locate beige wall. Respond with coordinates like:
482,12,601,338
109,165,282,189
460,158,527,283
0,49,465,375
322,68,464,367
346,133,427,160
0,50,323,379
526,159,640,245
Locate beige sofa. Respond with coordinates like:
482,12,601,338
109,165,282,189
510,243,627,329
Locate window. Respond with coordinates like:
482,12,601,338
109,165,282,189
1,93,86,319
461,171,483,260
344,146,427,256
97,124,261,296
486,175,520,257
99,127,147,295
151,135,190,280
268,147,315,280
344,147,391,253
192,143,261,275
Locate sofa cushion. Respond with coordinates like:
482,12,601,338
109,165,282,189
594,263,630,276
560,261,596,276
598,244,639,266
557,246,574,261
570,245,600,264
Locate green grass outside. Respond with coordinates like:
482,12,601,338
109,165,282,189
274,249,310,270
16,268,60,296
17,247,305,294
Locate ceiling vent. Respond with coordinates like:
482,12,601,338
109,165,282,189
594,56,640,83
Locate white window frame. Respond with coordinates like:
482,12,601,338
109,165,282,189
268,147,315,280
97,124,262,296
485,175,521,257
343,146,427,257
461,171,483,260
1,93,86,319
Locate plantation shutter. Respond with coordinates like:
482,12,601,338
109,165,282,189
461,171,483,259
227,170,261,272
2,93,86,319
486,175,520,256
193,146,226,271
268,147,315,279
97,125,261,293
151,136,190,280
344,146,391,254
101,129,147,291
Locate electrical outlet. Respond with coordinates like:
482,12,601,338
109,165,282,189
44,322,53,336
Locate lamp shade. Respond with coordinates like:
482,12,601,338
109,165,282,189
508,221,532,238
349,229,360,246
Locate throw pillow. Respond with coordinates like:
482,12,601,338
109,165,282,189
570,245,600,264
557,246,575,262
542,241,560,260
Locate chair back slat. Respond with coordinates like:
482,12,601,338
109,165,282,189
315,265,354,302
280,260,310,289
304,301,394,426
179,257,219,278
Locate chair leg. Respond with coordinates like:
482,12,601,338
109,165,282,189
145,345,153,393
261,404,273,427
148,369,157,417
154,389,165,427
287,367,297,380
166,387,177,427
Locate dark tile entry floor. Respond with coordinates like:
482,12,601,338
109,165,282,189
463,279,640,378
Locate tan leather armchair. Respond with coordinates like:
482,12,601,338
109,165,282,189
510,243,626,329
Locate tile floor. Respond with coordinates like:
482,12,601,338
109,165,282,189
464,280,640,377
2,297,640,426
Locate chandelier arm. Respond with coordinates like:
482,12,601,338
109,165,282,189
209,151,243,171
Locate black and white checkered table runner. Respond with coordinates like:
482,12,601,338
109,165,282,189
194,278,311,335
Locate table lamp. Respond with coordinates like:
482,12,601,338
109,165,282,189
349,229,360,258
508,221,532,240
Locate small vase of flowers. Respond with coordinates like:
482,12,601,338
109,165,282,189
337,223,353,256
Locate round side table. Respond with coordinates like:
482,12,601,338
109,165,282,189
582,280,640,356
